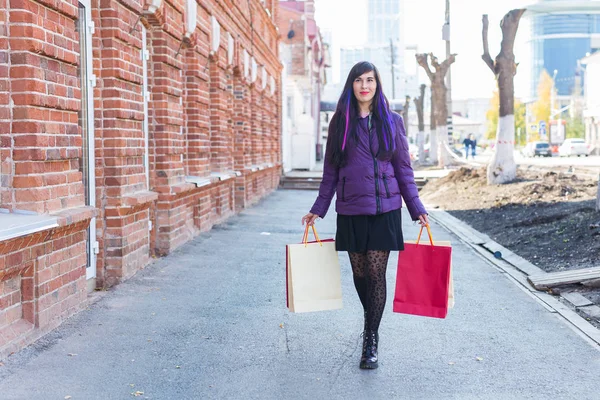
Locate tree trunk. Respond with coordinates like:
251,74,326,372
429,87,438,163
429,53,456,168
482,9,525,184
402,95,411,140
414,84,426,164
417,53,456,165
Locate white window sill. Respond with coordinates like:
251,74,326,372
0,210,59,242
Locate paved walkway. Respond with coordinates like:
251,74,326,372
0,190,599,399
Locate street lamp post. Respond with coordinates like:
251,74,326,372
443,0,453,141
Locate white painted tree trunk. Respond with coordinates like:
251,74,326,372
487,115,517,184
429,128,438,164
417,130,426,164
436,125,453,168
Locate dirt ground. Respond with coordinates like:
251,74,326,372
419,165,600,273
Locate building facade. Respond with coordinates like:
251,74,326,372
0,0,282,358
526,0,600,98
278,0,329,169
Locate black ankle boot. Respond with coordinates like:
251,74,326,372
360,330,379,369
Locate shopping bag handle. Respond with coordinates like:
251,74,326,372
416,224,434,246
302,224,322,247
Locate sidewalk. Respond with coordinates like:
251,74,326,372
0,190,599,399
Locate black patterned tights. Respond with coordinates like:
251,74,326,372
348,251,391,332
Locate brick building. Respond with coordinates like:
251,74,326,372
0,0,282,358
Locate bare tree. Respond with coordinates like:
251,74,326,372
402,95,411,139
482,9,525,184
414,84,426,164
429,86,436,163
417,52,457,167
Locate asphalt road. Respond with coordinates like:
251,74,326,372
0,190,599,399
476,152,600,169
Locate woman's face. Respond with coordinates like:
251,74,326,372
353,71,377,105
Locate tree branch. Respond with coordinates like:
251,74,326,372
416,53,434,81
481,14,495,73
440,53,457,75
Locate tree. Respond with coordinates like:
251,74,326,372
531,69,553,130
414,84,426,164
402,95,411,139
481,9,525,184
429,86,437,162
416,52,457,168
566,116,585,139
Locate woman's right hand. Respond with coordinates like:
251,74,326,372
301,212,319,226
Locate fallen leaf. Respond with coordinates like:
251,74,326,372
475,357,484,362
279,323,284,329
132,391,144,397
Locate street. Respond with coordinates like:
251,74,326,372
0,190,599,399
475,152,600,169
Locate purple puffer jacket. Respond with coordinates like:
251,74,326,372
310,112,427,221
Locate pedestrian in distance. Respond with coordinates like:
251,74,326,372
469,133,477,159
462,135,472,159
301,61,429,370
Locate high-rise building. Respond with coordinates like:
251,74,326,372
525,0,600,98
338,0,410,100
367,0,404,44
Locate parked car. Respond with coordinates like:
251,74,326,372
558,138,590,157
522,141,551,157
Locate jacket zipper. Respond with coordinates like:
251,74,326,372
383,174,391,198
369,128,381,214
342,177,346,201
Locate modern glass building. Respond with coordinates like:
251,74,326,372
367,0,403,44
526,0,600,98
338,0,409,99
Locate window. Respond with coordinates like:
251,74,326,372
77,0,97,279
142,26,150,189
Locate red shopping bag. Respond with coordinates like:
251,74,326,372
393,225,452,319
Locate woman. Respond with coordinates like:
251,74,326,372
302,62,428,370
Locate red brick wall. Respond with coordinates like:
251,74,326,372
0,0,282,358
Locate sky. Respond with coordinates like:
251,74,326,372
314,0,533,100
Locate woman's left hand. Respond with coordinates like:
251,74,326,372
417,214,429,226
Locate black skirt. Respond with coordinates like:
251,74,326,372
336,209,404,252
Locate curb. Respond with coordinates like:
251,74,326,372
428,207,600,349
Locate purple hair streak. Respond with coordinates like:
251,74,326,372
342,94,351,151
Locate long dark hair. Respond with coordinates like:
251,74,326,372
327,61,396,167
